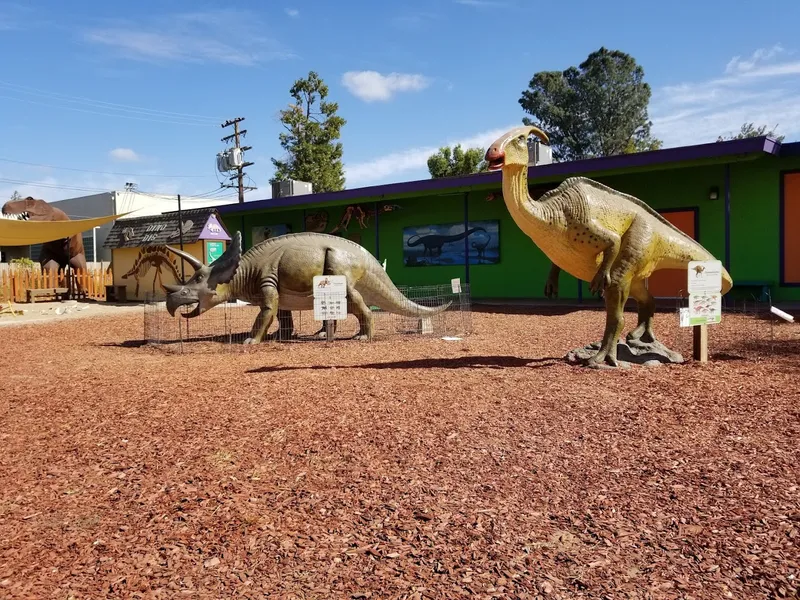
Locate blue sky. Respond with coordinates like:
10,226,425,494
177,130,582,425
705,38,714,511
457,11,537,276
1,0,799,205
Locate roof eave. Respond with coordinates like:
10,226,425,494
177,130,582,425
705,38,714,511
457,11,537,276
216,135,779,216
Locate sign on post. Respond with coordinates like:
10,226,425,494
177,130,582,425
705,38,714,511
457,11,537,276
312,275,348,321
206,241,224,264
686,259,723,325
681,259,724,363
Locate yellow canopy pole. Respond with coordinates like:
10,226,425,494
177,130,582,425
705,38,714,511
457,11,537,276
0,212,131,246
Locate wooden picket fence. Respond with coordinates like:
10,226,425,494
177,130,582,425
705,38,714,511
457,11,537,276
0,266,113,303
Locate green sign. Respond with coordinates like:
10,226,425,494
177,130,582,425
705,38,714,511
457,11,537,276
206,241,224,264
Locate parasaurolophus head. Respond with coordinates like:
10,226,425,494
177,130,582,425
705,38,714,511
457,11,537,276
163,230,243,318
485,126,550,171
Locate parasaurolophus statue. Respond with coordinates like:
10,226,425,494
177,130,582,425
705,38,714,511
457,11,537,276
161,231,451,344
484,125,733,368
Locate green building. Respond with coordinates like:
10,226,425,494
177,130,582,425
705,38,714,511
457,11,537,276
214,136,800,304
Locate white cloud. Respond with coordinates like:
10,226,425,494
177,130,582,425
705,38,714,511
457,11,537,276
651,44,800,146
341,71,431,102
344,124,515,187
83,10,296,66
285,8,299,18
109,148,140,162
725,44,785,74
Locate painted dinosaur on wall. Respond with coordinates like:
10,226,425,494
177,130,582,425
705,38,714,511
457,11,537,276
121,245,184,297
329,204,401,234
406,226,487,257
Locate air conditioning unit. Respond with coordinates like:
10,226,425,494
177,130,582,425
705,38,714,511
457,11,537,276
528,138,553,166
271,179,313,199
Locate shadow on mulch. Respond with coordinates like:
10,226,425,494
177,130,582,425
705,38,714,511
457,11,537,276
471,301,682,316
247,355,562,373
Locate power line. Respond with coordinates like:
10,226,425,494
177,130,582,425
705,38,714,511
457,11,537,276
0,177,237,201
0,80,223,123
0,157,207,178
0,93,217,127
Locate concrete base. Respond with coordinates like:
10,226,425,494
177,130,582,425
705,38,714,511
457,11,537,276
566,339,685,369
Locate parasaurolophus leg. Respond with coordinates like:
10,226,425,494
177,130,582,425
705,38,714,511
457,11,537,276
544,263,561,298
626,278,657,344
589,230,622,296
585,221,647,367
586,279,631,367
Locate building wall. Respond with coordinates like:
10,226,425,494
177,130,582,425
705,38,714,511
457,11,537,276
47,192,115,262
219,154,799,303
730,154,800,302
42,191,238,263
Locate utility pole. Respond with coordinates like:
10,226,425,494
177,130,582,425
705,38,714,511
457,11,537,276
220,117,256,203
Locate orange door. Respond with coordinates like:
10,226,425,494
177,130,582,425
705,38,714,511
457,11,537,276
647,209,697,298
783,172,800,284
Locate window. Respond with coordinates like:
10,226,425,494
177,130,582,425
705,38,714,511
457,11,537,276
646,208,698,298
782,171,800,285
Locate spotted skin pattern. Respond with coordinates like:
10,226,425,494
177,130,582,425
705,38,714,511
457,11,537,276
485,125,733,368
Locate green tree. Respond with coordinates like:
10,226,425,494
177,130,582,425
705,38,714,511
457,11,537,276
518,47,662,162
717,122,785,143
270,71,347,193
427,144,489,178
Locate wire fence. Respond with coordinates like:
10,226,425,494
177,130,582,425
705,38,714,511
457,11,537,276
142,283,473,354
668,290,799,362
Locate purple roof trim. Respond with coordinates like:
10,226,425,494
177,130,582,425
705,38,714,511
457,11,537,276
215,135,780,216
780,140,800,157
198,213,231,241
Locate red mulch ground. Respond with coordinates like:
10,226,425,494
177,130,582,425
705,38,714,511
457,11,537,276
1,305,798,599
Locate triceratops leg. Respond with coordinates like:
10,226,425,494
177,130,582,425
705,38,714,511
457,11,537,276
266,309,295,341
346,284,374,341
244,287,279,345
626,278,657,344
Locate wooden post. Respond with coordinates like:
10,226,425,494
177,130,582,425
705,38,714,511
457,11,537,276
693,324,708,362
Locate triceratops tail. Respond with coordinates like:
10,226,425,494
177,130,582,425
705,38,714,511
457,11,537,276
362,262,452,318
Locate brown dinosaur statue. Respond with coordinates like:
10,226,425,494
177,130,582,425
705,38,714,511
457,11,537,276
2,196,89,293
485,125,733,367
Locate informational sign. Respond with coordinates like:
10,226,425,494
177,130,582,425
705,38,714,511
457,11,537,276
312,275,348,321
688,292,722,325
679,307,691,328
687,260,723,294
206,241,224,264
686,260,723,326
451,278,462,294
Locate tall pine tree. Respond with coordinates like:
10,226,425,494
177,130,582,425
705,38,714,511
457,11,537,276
271,71,347,193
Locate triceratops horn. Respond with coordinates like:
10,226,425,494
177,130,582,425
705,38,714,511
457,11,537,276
208,230,242,285
164,244,203,270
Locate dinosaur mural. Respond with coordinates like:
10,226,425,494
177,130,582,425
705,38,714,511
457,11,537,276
329,204,401,234
121,245,184,297
2,196,90,294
